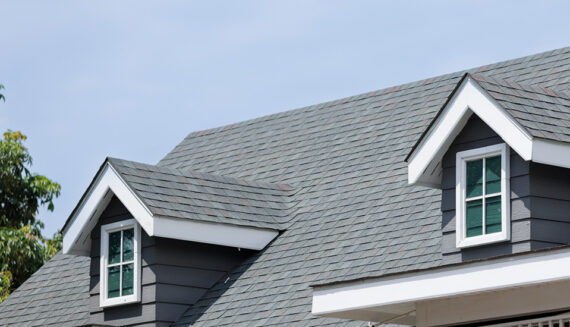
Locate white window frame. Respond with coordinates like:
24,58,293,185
100,219,141,308
456,143,510,248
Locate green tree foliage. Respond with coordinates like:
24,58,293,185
0,271,12,302
0,84,4,102
0,130,62,300
0,131,61,227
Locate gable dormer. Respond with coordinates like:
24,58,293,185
61,158,295,326
407,73,570,263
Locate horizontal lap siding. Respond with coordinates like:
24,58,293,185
151,237,252,325
89,196,253,326
89,197,157,326
529,163,570,248
441,115,570,264
440,116,532,264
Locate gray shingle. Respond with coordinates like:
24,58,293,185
5,46,570,327
0,253,90,327
471,73,570,143
108,157,297,230
166,47,570,327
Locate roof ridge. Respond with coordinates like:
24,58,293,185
107,157,299,230
108,157,296,193
469,72,570,100
164,46,570,144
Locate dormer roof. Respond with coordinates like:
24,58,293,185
407,73,570,187
62,157,296,255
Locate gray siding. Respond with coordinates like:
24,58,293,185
529,163,570,248
440,115,570,264
89,196,253,326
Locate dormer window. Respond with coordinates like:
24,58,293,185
456,143,510,248
100,219,141,307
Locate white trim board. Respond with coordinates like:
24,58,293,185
99,219,142,308
455,143,510,248
62,162,279,255
407,76,570,187
312,247,570,324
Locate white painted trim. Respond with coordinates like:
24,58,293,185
100,219,141,308
62,162,280,255
455,143,510,248
152,217,278,251
62,163,154,255
312,247,570,319
408,77,533,186
532,138,570,169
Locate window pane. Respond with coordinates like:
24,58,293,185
108,231,121,264
108,266,121,298
486,156,501,194
122,264,134,296
466,199,483,237
123,228,134,262
466,159,483,198
485,195,502,234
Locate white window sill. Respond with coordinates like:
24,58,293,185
456,231,509,249
100,294,140,308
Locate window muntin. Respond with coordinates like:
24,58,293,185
100,219,141,307
107,228,134,298
465,155,502,237
456,143,510,248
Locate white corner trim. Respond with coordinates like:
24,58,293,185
63,162,279,255
312,247,570,319
408,77,533,186
99,219,141,308
455,143,510,248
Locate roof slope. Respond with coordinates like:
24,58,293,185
5,46,570,327
108,157,297,230
168,47,570,327
0,253,90,327
471,73,570,143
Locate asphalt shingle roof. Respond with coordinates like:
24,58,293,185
471,73,570,143
0,253,90,327
108,157,297,230
4,46,570,326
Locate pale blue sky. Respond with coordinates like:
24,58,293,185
1,1,570,236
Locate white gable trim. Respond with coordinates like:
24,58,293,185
312,246,570,324
62,163,154,256
62,163,278,255
408,76,533,187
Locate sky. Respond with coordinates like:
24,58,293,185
1,1,570,236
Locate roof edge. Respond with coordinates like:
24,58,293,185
62,159,281,255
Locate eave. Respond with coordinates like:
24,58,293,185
62,160,280,255
311,246,570,326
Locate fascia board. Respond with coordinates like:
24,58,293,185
408,77,533,186
153,217,279,251
312,246,570,318
532,138,570,169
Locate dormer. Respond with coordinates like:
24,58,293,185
61,158,295,326
407,73,570,262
